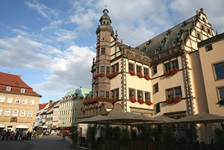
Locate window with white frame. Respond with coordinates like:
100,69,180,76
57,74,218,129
0,96,5,102
6,86,11,91
20,110,26,117
129,63,135,72
166,86,182,98
22,99,28,104
15,98,20,104
12,110,18,116
136,65,142,74
145,92,151,102
100,91,104,97
129,89,135,98
7,97,13,103
30,99,35,105
4,109,10,116
27,111,33,118
0,108,2,116
21,88,25,93
144,67,149,76
137,90,143,100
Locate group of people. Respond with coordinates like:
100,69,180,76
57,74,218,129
0,129,32,141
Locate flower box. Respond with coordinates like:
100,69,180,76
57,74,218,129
138,99,144,104
164,71,171,76
137,73,144,78
98,73,105,77
93,74,98,79
129,71,136,76
144,75,151,80
166,98,173,104
106,71,118,79
171,69,179,75
146,101,153,106
112,98,118,103
173,97,182,103
130,98,137,103
83,97,98,104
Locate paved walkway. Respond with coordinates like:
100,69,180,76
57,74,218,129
0,135,85,150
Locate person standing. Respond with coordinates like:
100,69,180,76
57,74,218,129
77,127,82,147
62,130,66,142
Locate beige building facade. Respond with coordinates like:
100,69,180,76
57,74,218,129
81,8,224,143
0,72,41,131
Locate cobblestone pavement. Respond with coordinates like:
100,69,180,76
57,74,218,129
0,135,78,150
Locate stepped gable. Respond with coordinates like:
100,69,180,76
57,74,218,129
135,10,202,57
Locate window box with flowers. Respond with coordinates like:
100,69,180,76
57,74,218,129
166,98,173,104
129,71,136,76
138,99,144,104
106,71,118,79
83,98,98,104
146,101,153,106
173,97,182,103
137,73,144,78
112,98,118,103
171,69,179,75
130,98,137,103
164,71,171,76
144,75,151,80
93,74,98,79
98,73,105,77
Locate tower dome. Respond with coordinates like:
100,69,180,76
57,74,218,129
99,9,111,25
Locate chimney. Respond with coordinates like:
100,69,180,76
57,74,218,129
49,100,53,106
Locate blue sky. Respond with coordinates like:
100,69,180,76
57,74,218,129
0,0,224,103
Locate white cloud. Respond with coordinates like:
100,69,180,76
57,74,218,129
25,1,58,20
0,35,50,70
1,0,224,103
34,45,95,99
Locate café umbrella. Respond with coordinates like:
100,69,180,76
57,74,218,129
173,112,224,144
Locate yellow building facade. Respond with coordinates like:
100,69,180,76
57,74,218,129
0,72,41,131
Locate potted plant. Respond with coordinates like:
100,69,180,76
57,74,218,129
214,128,224,150
161,125,176,149
119,127,130,150
87,124,97,149
36,127,44,137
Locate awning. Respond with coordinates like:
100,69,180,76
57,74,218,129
39,125,48,128
0,123,5,128
16,124,29,129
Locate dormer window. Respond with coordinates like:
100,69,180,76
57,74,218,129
21,88,25,93
6,86,11,91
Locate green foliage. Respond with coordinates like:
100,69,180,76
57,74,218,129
87,124,97,141
185,125,197,143
214,128,224,150
161,125,176,149
141,125,154,142
119,127,130,146
112,126,121,141
105,125,113,141
36,127,43,135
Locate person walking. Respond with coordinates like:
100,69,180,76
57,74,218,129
62,131,66,142
77,127,82,147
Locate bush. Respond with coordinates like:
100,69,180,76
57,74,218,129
214,128,224,150
120,127,130,146
87,124,96,142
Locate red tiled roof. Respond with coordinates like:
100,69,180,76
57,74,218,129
39,103,48,110
0,72,41,97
